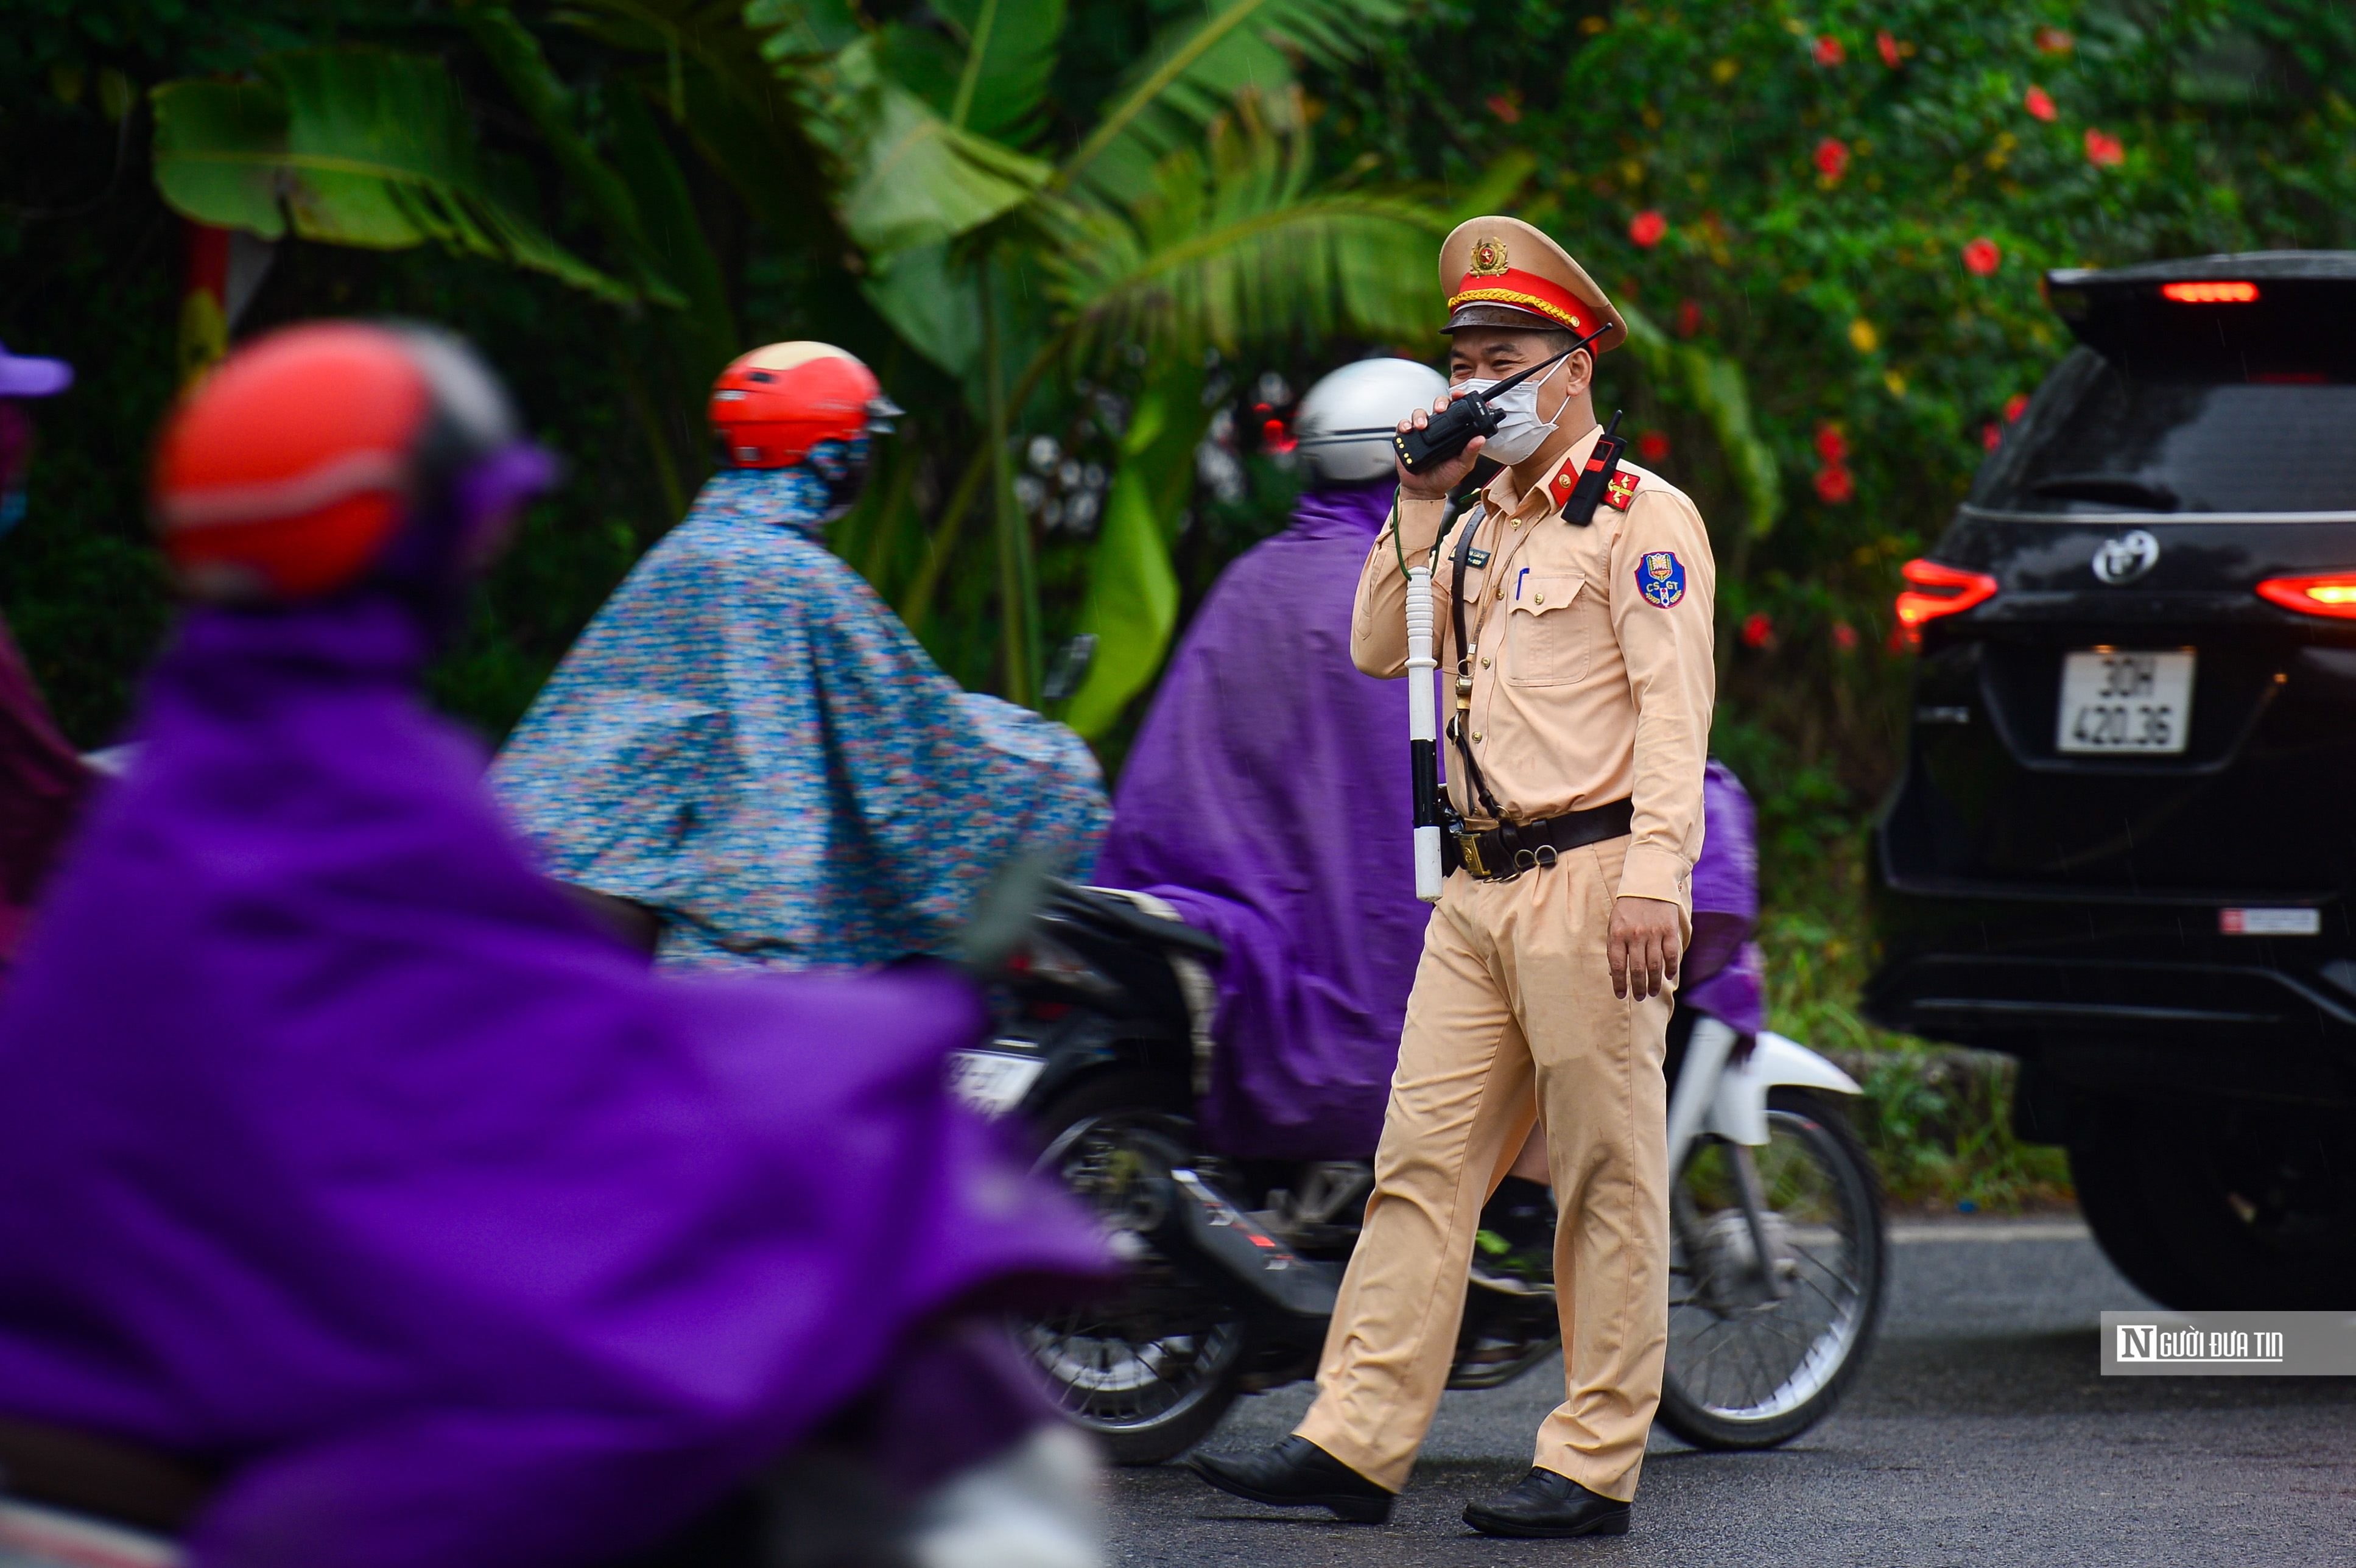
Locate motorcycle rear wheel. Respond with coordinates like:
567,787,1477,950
1016,1071,1250,1465
1658,1088,1886,1450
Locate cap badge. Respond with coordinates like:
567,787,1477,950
1468,237,1511,276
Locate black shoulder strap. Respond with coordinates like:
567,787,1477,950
1557,409,1628,527
1446,504,1507,823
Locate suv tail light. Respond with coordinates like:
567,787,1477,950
1895,558,2000,645
2160,281,2260,303
2256,574,2356,619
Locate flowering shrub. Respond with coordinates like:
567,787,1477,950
1321,0,2356,926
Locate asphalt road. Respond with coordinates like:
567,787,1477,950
1102,1219,2356,1566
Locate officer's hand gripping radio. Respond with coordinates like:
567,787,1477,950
1391,318,1617,476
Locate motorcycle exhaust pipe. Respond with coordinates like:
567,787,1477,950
1146,1167,1342,1320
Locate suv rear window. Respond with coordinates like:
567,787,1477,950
1972,347,2356,515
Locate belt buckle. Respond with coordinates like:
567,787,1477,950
1455,830,1490,879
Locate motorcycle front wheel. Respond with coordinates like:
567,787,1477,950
1658,1088,1886,1450
1016,1071,1250,1465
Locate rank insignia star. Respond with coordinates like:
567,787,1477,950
1605,471,1642,511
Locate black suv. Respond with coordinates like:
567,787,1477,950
1866,252,2356,1309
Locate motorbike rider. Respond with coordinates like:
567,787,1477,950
0,322,1108,1568
0,339,92,968
1096,357,1447,1164
493,343,1109,973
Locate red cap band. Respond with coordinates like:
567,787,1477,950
1449,268,1590,332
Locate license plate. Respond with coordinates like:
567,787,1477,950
947,1049,1044,1117
2056,650,2194,754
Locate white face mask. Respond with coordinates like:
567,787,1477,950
1454,353,1569,465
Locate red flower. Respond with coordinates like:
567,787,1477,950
1812,34,1844,67
1629,209,1668,248
1814,465,1855,504
1813,137,1850,181
1742,611,1775,648
1814,423,1849,463
2024,85,2056,122
1637,430,1671,462
1981,421,2003,451
2085,129,2125,167
2004,392,2031,422
1877,30,1901,68
1485,94,1522,124
1963,237,2002,276
1833,621,1860,651
1676,297,1704,338
2035,26,2075,55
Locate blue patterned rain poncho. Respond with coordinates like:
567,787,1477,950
493,466,1108,974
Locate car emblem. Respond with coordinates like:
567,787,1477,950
2091,530,2159,585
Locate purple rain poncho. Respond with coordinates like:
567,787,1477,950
0,613,89,963
1097,482,1425,1161
0,591,1105,1568
1099,488,1767,1161
1684,758,1764,1038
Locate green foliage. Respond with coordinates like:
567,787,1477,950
152,47,635,300
1848,1049,2076,1213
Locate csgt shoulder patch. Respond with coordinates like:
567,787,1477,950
1605,471,1642,511
1638,550,1686,608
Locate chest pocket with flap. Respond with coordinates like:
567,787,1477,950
1505,573,1589,687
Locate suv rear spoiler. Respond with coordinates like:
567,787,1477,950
2045,251,2356,379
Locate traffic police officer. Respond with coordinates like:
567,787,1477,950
1190,216,1715,1538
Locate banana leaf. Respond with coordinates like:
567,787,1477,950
1063,0,1408,198
820,37,1052,258
1063,366,1206,737
150,47,631,302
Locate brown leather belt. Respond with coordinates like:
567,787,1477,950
0,1413,215,1534
1441,798,1634,882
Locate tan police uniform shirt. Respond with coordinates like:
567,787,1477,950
1352,424,1716,909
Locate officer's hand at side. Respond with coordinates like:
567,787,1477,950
1608,895,1682,1002
1395,393,1488,499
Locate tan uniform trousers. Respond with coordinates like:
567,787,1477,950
1294,834,1673,1500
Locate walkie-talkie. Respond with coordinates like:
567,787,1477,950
1557,409,1627,527
1391,318,1617,476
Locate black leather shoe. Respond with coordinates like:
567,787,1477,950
1189,1435,1394,1524
1462,1467,1631,1538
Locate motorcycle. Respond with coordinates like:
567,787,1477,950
953,881,1888,1464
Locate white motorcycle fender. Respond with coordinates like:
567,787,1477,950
1706,1030,1863,1147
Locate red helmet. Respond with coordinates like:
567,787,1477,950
153,322,549,603
708,343,899,469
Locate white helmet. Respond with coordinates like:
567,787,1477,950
1292,357,1451,485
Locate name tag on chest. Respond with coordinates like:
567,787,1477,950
1466,547,1492,569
